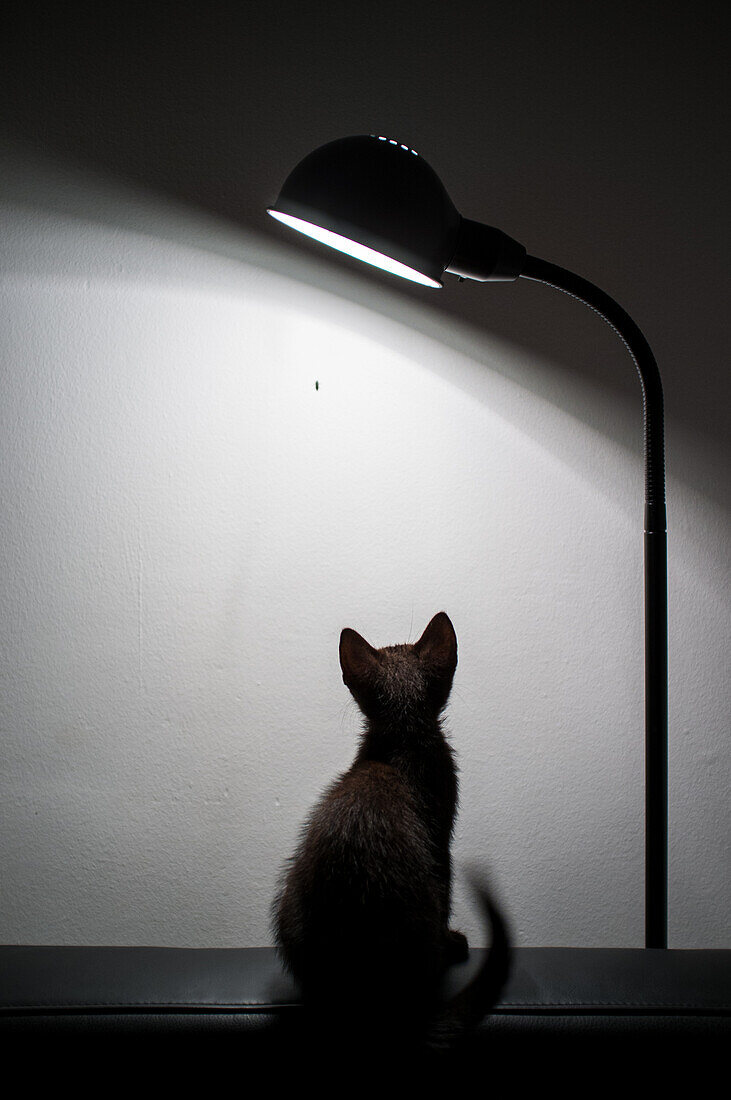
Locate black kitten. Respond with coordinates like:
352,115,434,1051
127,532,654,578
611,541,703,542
272,612,508,1047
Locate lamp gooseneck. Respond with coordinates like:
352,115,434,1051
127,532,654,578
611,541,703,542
520,255,668,950
267,134,668,948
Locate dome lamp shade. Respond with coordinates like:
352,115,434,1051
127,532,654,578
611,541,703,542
267,135,526,287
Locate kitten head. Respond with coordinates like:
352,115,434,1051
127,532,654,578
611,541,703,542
339,612,458,720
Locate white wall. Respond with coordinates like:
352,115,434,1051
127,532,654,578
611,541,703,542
1,0,728,953
1,169,727,948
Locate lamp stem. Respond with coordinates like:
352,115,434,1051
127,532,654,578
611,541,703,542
520,255,668,949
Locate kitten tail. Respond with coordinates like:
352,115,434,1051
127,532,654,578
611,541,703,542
428,879,511,1050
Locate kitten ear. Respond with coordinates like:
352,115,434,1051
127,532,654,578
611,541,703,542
413,612,458,673
339,628,381,690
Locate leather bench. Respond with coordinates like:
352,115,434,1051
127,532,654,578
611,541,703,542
2,943,728,1051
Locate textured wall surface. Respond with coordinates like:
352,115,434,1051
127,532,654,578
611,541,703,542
0,2,728,948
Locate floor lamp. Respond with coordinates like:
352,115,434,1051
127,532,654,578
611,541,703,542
267,134,668,949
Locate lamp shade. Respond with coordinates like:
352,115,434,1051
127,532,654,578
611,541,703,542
268,135,526,286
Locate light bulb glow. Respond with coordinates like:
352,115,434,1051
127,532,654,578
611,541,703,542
373,134,419,156
268,209,441,288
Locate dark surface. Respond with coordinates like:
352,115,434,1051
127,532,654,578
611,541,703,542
2,944,729,1017
2,944,728,1086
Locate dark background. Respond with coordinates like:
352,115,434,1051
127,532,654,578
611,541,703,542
1,0,728,498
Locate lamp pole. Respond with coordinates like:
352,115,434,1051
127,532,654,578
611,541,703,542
520,256,668,949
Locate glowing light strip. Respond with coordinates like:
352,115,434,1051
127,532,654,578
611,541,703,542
267,209,441,288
